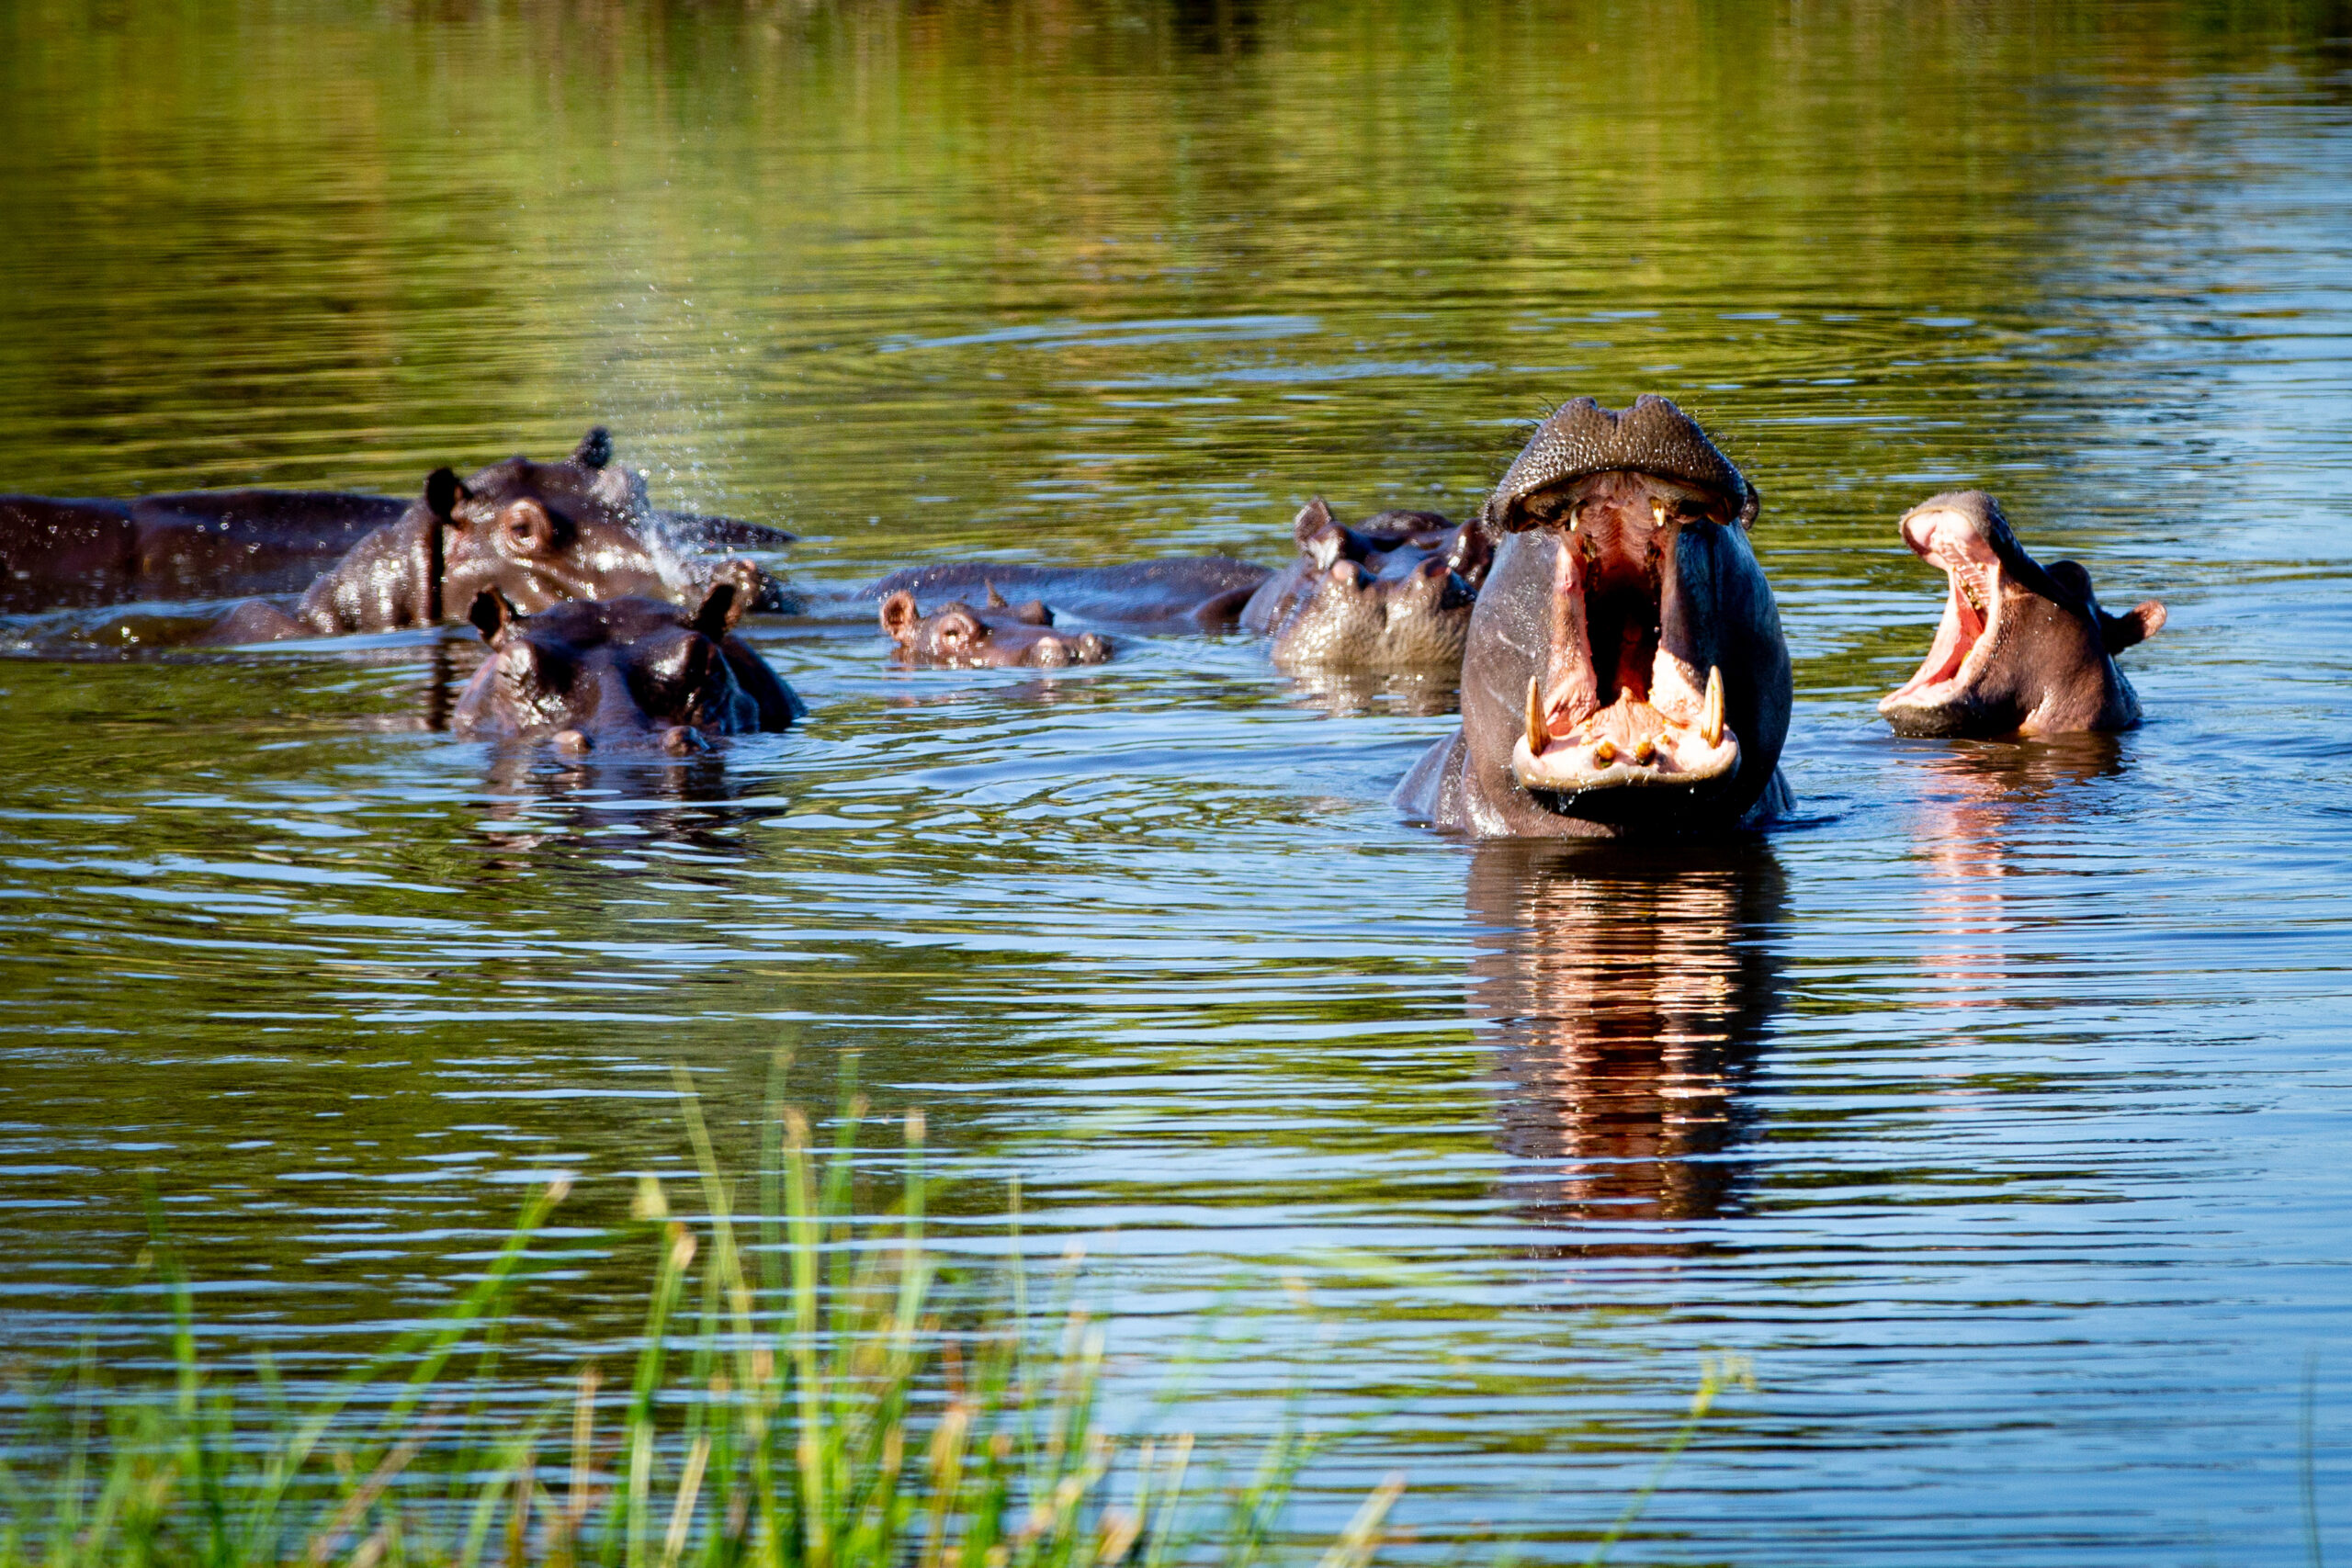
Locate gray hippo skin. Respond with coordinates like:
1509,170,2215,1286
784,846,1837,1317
879,582,1112,668
453,560,802,755
861,558,1270,632
1239,499,1491,668
0,490,408,611
1395,395,1793,839
1,427,794,634
1878,491,2165,737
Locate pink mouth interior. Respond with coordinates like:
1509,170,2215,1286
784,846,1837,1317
1887,510,2002,703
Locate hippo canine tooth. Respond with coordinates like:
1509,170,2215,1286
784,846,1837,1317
1524,675,1549,755
1702,666,1724,747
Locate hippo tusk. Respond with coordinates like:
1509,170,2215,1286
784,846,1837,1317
1702,666,1724,748
1524,675,1549,755
1592,738,1617,764
1568,502,1582,534
1652,500,1668,528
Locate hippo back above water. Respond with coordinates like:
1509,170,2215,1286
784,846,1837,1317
1396,394,1792,839
3,427,795,635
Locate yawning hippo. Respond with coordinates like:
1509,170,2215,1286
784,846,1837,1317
1877,491,2165,737
879,583,1112,668
1239,499,1490,668
453,561,802,754
1395,395,1792,838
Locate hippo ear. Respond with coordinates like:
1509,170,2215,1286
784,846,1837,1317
2104,599,2165,653
574,426,613,468
1014,599,1053,626
424,467,468,523
467,587,517,643
693,581,745,641
984,580,1009,609
879,590,922,643
1293,497,1336,550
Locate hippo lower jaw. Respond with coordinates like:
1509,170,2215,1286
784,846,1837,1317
1511,665,1736,795
1877,506,2011,736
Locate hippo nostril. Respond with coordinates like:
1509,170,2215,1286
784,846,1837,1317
1077,633,1110,662
554,728,592,754
661,726,706,755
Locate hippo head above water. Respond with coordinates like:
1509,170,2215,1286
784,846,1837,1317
1242,499,1491,668
452,559,801,754
1396,394,1792,838
879,584,1113,669
281,428,775,638
1878,491,2165,737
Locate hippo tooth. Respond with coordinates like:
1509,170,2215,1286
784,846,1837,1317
1524,675,1549,755
1568,502,1582,534
1633,736,1656,764
1593,738,1617,764
1702,666,1724,747
1651,500,1668,528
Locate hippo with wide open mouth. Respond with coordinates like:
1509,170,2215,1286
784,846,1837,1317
879,582,1113,669
1396,394,1792,838
453,560,802,755
1878,491,2165,737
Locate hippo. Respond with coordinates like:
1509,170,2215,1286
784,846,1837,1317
2,427,794,634
1878,491,2165,737
879,582,1112,668
1238,499,1490,668
453,561,802,755
857,504,1487,670
860,558,1270,633
0,490,407,612
1396,395,1793,838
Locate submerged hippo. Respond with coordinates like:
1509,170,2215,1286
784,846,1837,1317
453,561,802,754
859,504,1487,669
2,427,793,634
1239,500,1490,668
861,558,1270,633
0,489,407,612
207,430,790,641
1878,491,2165,737
879,582,1112,668
1396,395,1792,838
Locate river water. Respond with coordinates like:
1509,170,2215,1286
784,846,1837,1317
3,3,2350,1562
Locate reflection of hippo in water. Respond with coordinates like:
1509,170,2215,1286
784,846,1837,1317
878,583,1112,669
857,502,1487,669
1469,840,1785,1239
1,428,794,636
1396,395,1793,838
1238,499,1490,668
453,561,802,755
1879,491,2165,737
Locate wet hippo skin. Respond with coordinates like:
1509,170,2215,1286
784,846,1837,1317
1395,394,1794,839
1238,499,1491,669
1878,491,2165,737
452,560,803,755
2,427,794,626
879,582,1112,668
861,558,1271,632
0,491,408,611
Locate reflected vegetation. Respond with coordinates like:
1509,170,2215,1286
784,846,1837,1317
1467,842,1785,1237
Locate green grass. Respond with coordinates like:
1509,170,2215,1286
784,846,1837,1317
0,1066,1745,1568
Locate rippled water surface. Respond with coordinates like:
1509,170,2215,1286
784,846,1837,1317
4,3,2352,1562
